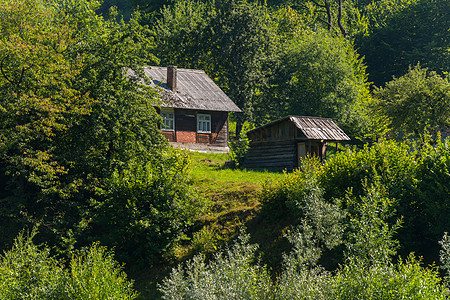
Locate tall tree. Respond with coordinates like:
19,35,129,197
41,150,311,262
154,0,278,134
266,29,371,138
0,0,199,264
357,0,450,86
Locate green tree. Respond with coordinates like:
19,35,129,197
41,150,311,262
0,0,200,264
154,0,278,134
357,0,450,85
373,65,450,138
267,29,371,137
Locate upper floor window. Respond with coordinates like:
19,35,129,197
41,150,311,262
197,114,211,133
161,109,174,131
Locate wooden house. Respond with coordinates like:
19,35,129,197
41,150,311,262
243,116,350,171
130,66,241,147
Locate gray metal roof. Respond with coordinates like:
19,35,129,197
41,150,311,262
290,116,350,141
128,66,241,112
249,116,351,141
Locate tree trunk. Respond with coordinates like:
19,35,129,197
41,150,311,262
337,0,347,37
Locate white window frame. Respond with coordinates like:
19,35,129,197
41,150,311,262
197,113,211,133
161,109,175,131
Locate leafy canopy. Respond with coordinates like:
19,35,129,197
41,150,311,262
0,0,201,265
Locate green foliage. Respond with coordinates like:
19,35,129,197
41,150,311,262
344,182,401,266
440,232,450,279
229,130,250,168
320,140,418,201
269,29,371,137
331,256,446,300
0,230,66,299
357,0,450,85
277,225,332,299
0,230,137,300
154,0,278,130
160,183,448,300
191,225,221,254
0,0,199,266
320,139,450,259
89,150,202,264
66,243,137,299
261,158,345,240
260,139,449,264
415,140,450,246
159,230,274,299
373,65,450,138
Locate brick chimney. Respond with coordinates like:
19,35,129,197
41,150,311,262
167,66,177,91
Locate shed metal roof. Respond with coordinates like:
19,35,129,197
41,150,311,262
248,116,351,141
128,66,242,112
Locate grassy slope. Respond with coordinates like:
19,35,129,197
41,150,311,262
186,151,288,256
133,151,287,299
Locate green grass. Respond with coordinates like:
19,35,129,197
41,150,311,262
132,151,288,299
188,151,284,186
186,150,285,238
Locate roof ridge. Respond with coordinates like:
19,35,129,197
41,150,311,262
147,66,205,74
289,115,332,120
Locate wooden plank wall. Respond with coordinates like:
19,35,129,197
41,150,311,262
247,121,296,143
210,111,228,146
243,140,296,171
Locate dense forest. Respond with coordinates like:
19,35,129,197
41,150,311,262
0,0,449,298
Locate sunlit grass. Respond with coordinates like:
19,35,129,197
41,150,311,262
188,151,285,188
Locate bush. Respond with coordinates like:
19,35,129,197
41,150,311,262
86,149,204,265
260,158,344,250
159,230,274,299
0,230,137,299
330,257,447,300
66,243,137,299
319,139,450,260
440,232,450,278
229,130,250,168
320,139,418,202
0,230,66,299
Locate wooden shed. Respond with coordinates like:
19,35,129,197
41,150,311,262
243,116,350,171
128,66,241,147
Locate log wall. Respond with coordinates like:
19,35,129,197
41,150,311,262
243,140,297,171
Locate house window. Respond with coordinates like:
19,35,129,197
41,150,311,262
197,114,211,133
161,109,174,131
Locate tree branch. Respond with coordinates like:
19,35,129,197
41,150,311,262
310,0,326,8
0,55,14,85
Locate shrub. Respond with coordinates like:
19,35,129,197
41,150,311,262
277,225,333,300
0,230,66,299
0,230,137,300
330,256,447,300
343,181,401,266
260,158,344,250
440,232,450,278
160,182,449,300
320,139,418,202
319,138,450,260
229,130,250,168
66,243,137,299
159,230,274,299
191,225,221,254
87,149,204,265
